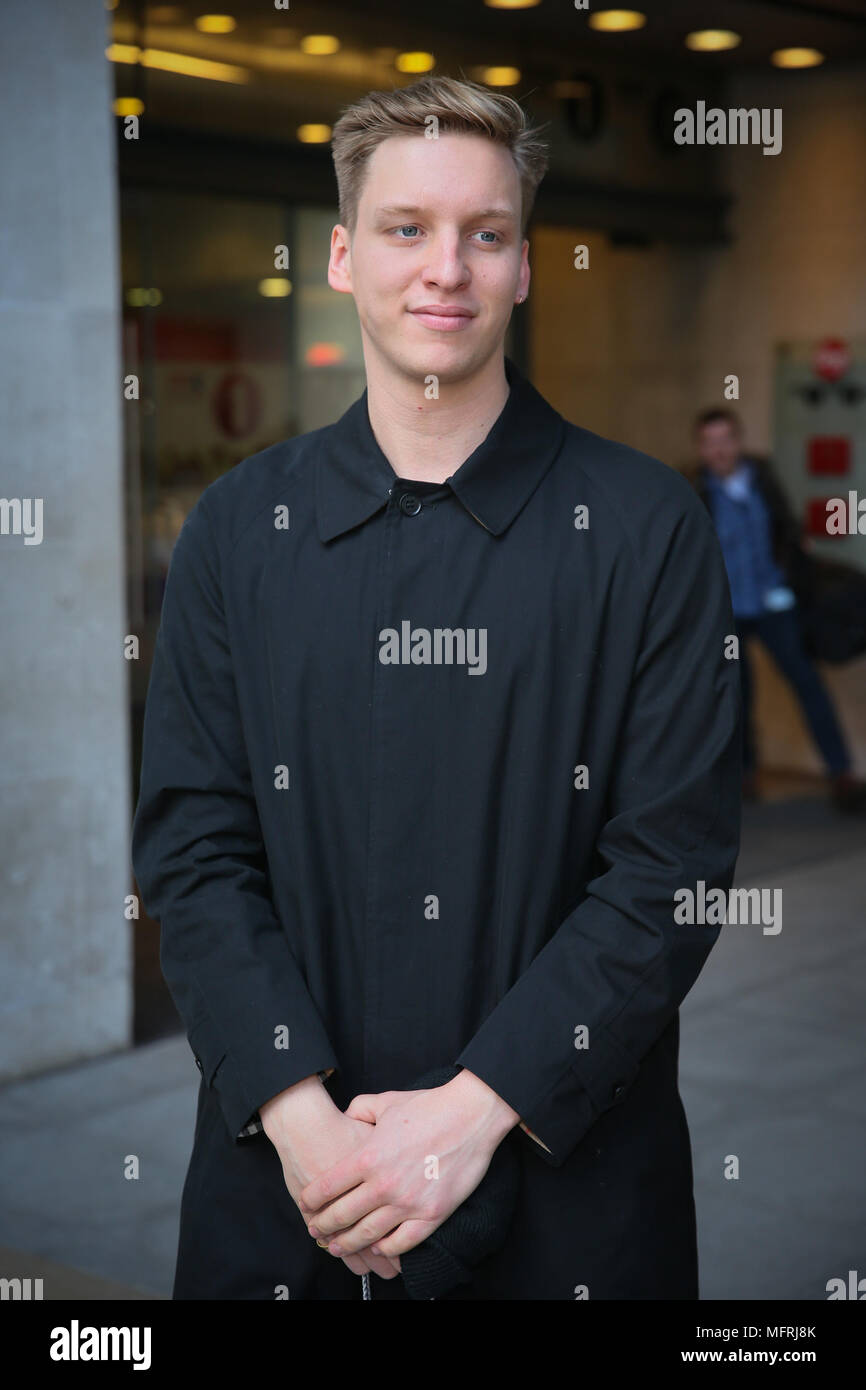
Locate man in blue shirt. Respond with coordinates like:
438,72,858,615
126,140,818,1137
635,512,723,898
692,407,865,813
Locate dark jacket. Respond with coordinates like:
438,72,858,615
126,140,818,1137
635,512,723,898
132,362,741,1300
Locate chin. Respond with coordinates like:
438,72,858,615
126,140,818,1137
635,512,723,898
396,336,497,387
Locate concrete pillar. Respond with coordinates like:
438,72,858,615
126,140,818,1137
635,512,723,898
0,0,131,1080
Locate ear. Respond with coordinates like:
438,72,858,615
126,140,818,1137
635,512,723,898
328,223,353,295
515,238,531,303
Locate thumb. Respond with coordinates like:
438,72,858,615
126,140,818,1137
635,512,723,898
345,1092,391,1123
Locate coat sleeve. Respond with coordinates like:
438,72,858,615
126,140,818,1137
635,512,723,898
131,495,339,1140
455,494,742,1166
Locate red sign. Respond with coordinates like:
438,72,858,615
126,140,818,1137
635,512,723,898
812,337,851,383
807,436,851,475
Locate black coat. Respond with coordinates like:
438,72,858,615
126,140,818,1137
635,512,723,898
132,362,741,1300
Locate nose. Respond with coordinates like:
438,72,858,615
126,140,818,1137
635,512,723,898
420,232,470,293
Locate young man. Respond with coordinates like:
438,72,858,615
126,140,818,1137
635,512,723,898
692,408,866,813
132,77,741,1301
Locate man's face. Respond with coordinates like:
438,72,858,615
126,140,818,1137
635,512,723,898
328,132,530,386
696,420,742,477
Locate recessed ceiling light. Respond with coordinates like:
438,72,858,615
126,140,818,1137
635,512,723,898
301,35,340,56
195,14,236,34
484,1,541,9
396,51,435,74
113,97,145,117
479,66,522,87
258,278,293,298
771,47,824,69
588,10,646,32
685,30,741,53
297,124,332,143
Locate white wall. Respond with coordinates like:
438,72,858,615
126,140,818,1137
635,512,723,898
0,0,132,1080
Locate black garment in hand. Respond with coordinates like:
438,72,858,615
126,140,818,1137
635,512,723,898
396,1066,521,1301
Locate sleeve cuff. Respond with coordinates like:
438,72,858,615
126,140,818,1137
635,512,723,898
188,1008,339,1142
456,1021,639,1168
235,1069,336,1140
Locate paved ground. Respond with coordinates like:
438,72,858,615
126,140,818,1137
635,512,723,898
1,790,864,1300
682,798,866,1301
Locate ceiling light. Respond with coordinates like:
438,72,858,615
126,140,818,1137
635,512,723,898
141,48,247,81
113,97,145,116
297,124,332,143
301,35,340,56
484,1,541,8
258,279,293,298
771,47,824,69
107,42,247,81
686,30,741,52
396,52,435,74
194,14,236,34
107,43,142,64
588,10,646,31
479,66,522,87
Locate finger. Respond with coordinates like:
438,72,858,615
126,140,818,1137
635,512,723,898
339,1252,370,1277
300,1156,367,1214
355,1246,401,1281
326,1206,403,1257
307,1181,381,1238
371,1220,436,1259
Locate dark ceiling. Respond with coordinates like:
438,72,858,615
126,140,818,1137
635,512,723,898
149,0,866,69
113,0,866,243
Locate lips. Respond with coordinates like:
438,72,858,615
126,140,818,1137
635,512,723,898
409,306,476,332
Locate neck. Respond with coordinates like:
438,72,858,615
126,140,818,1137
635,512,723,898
364,351,510,484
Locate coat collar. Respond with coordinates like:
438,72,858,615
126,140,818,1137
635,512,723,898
315,358,566,543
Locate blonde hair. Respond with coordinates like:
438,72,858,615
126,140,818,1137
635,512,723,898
331,76,548,232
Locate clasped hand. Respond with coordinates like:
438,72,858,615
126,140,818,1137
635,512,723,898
298,1077,513,1265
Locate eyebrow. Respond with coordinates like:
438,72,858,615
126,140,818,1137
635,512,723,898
374,204,518,222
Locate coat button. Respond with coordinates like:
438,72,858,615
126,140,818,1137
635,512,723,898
399,492,422,516
194,1056,203,1073
613,1084,625,1100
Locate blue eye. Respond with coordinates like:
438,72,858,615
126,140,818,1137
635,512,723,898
475,230,500,244
395,225,421,238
